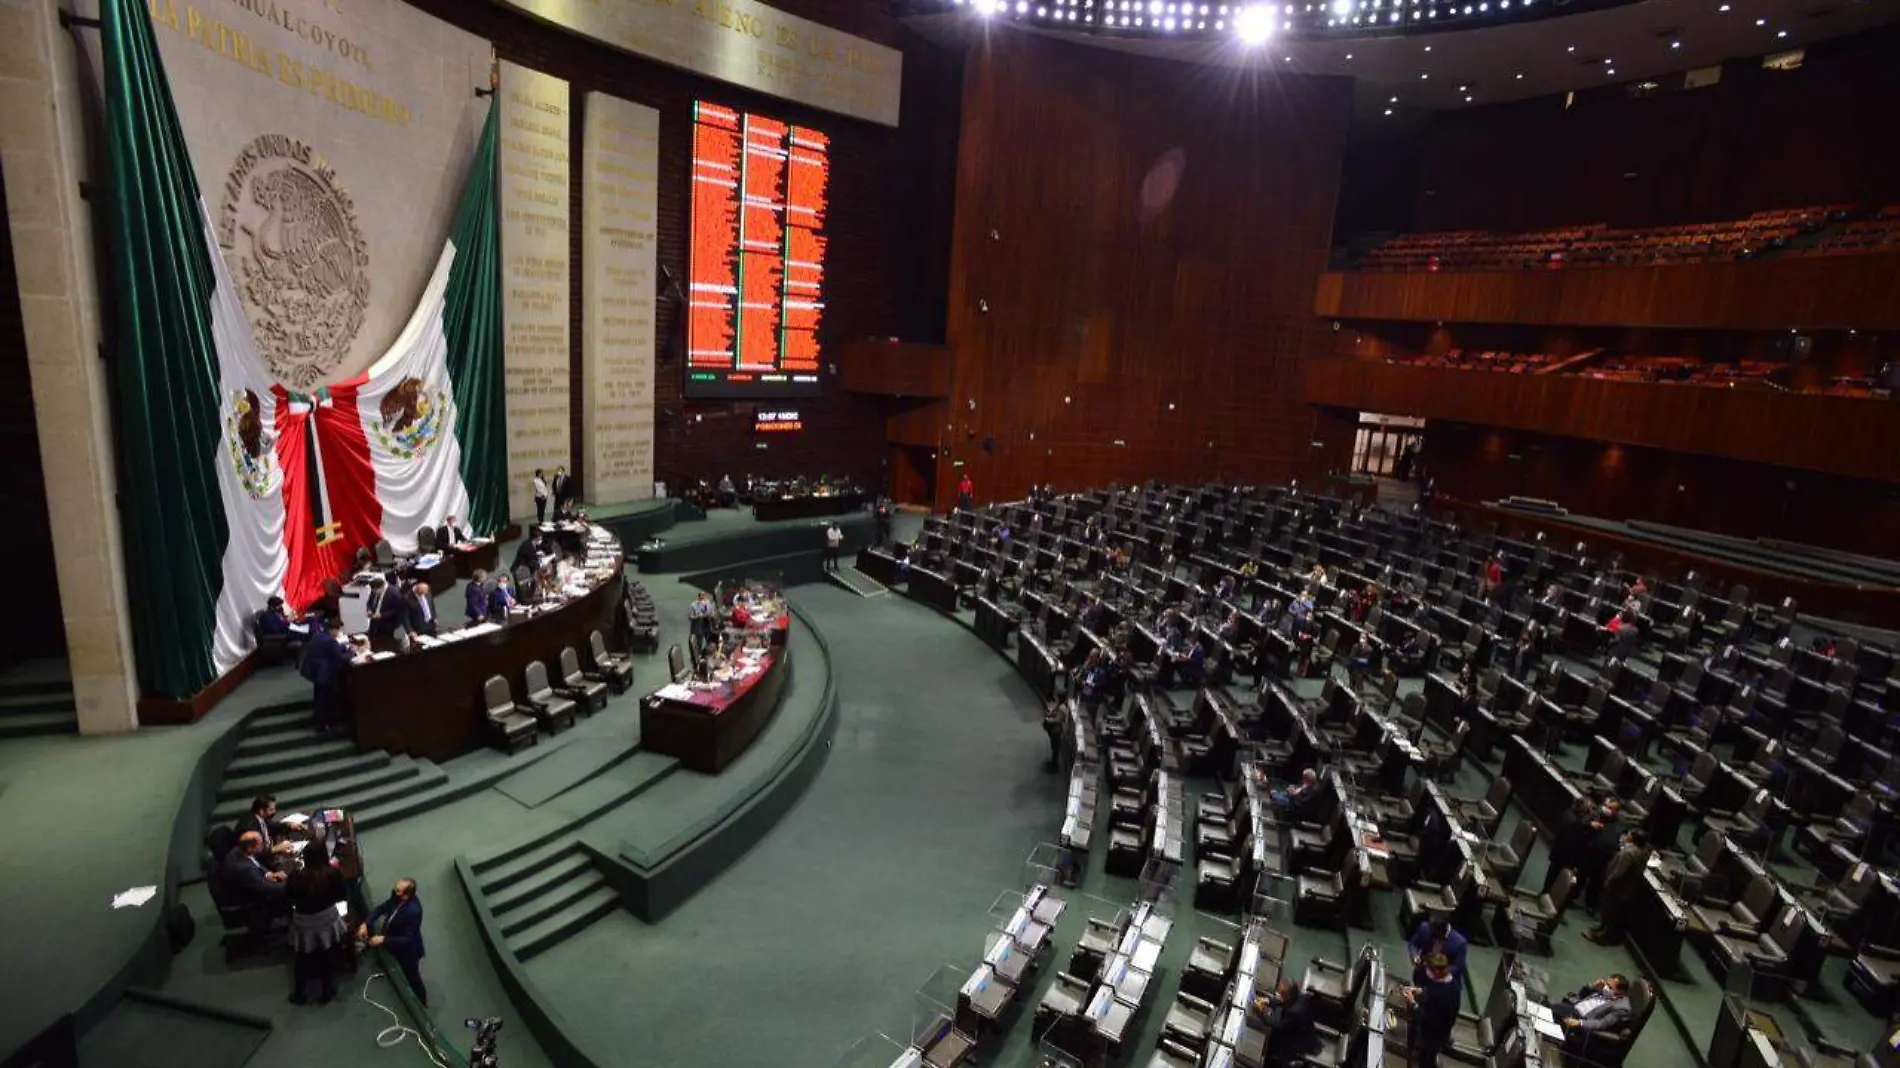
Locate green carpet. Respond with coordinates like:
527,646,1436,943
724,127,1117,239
523,584,1064,1068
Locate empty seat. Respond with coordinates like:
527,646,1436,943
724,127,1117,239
556,646,608,714
521,661,577,733
482,675,538,753
590,629,634,692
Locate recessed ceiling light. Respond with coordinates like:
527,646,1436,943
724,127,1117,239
1670,40,1681,49
1345,53,1353,59
1384,108,1394,115
1424,44,1432,51
1755,16,1765,24
1464,95,1473,102
1420,72,1430,79
1718,2,1729,8
1514,71,1525,79
1458,84,1467,91
1566,45,1576,52
1606,68,1616,75
1776,29,1787,37
1390,95,1399,102
1603,57,1613,63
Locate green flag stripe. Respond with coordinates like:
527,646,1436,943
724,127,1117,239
443,106,508,533
102,0,225,699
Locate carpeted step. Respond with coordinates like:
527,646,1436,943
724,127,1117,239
0,710,79,738
241,705,317,739
508,883,620,961
0,691,76,717
475,833,586,894
232,728,343,764
209,755,431,822
218,749,391,802
497,864,609,938
485,846,591,914
222,736,357,781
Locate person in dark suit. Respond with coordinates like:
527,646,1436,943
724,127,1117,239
222,830,288,907
1408,918,1469,985
551,466,574,513
301,617,352,732
1405,953,1463,1068
440,515,467,546
359,878,427,1005
464,570,490,625
1554,974,1635,1054
511,533,545,576
365,577,401,639
406,582,438,637
1544,795,1598,893
1249,978,1319,1066
1580,799,1625,912
1584,829,1652,944
233,794,295,859
488,574,518,618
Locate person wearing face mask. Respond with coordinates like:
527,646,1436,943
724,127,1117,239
359,878,427,1005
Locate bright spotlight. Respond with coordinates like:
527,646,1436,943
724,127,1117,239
973,0,1000,13
1331,0,1352,14
1234,3,1276,42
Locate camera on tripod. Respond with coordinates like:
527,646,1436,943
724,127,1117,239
466,1017,503,1068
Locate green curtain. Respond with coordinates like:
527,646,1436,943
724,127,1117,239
444,105,509,533
101,0,225,699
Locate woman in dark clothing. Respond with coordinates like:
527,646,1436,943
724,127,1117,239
285,837,349,1004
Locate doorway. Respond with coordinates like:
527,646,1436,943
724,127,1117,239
1351,413,1426,480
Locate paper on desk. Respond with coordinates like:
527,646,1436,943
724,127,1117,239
280,812,310,826
335,901,349,917
111,885,159,909
1527,1002,1555,1023
287,840,309,854
1534,1017,1566,1040
654,683,695,701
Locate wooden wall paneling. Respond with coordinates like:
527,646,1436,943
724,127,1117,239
838,339,955,397
400,0,960,497
1314,253,1900,331
1305,360,1900,483
937,29,1354,511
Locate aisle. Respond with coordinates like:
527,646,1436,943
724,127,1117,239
526,583,1064,1068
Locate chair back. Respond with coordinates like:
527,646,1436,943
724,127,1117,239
1486,775,1513,811
1739,875,1778,919
374,539,397,566
483,675,512,714
1548,868,1579,912
524,661,553,697
417,526,438,552
668,644,687,682
560,646,583,683
590,629,611,663
1508,818,1538,857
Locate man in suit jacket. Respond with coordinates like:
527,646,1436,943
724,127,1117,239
1555,974,1635,1048
360,878,427,1005
465,570,490,624
440,515,467,547
1249,978,1320,1066
222,830,288,910
365,578,401,639
407,583,438,637
233,795,296,858
488,574,518,618
301,617,352,731
1405,954,1463,1068
551,466,573,512
1408,918,1469,985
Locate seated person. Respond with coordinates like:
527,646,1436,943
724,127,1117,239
440,515,468,547
1552,974,1635,1051
256,596,307,644
1213,574,1237,602
232,794,297,858
1248,978,1320,1066
1277,768,1321,816
221,830,289,908
1347,635,1376,685
1395,632,1427,674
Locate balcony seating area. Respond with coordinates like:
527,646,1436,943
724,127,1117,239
1352,203,1900,273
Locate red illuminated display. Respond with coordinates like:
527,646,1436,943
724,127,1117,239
687,101,829,399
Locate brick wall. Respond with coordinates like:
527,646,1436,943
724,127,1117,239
401,0,960,499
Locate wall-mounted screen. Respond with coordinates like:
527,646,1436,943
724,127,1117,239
686,100,829,399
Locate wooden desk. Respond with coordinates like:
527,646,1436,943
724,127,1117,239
641,620,792,774
347,566,625,761
753,490,865,522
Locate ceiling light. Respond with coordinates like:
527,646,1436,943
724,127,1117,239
1332,0,1352,13
1345,53,1353,59
973,0,999,13
1718,2,1729,8
1420,72,1430,79
1566,45,1575,52
1424,44,1433,51
1606,67,1616,75
1776,29,1788,37
1670,40,1681,49
1457,83,1467,91
1383,108,1393,115
1233,2,1276,43
1755,16,1765,24
1464,95,1473,102
1390,95,1399,102
1514,71,1525,79
1285,54,1294,61
1603,57,1613,63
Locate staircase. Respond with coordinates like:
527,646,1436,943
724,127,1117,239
464,753,679,960
0,666,78,739
207,704,448,835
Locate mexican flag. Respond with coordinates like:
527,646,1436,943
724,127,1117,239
101,0,505,698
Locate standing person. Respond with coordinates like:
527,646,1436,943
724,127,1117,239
531,469,549,525
464,569,490,625
957,473,974,511
301,617,351,733
1544,796,1598,893
488,573,518,619
1482,554,1504,601
285,837,348,1005
1405,954,1463,1068
688,591,715,644
1580,799,1625,914
1407,918,1469,985
406,582,438,637
365,577,400,640
552,465,574,514
874,496,893,545
1584,829,1652,944
824,522,843,573
359,878,427,1006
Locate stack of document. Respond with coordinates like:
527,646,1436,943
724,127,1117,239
653,683,695,701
